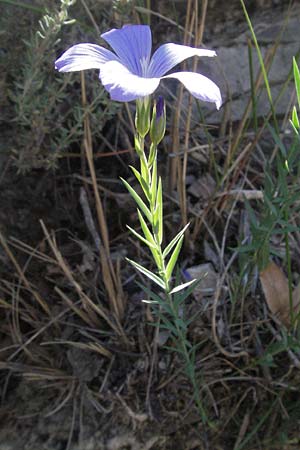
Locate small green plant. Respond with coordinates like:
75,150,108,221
55,24,221,424
239,0,300,298
9,0,119,171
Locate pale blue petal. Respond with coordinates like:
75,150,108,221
55,43,117,72
148,43,216,78
99,60,160,102
163,71,222,109
101,25,152,76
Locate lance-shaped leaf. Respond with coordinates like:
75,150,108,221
126,257,166,290
134,133,142,155
137,209,154,244
153,177,163,244
126,225,157,249
137,209,161,269
140,151,150,185
291,106,299,134
121,177,152,222
165,235,184,282
130,166,151,201
150,157,157,208
173,278,203,307
163,223,190,259
148,143,157,168
136,282,172,313
293,57,300,108
169,278,196,294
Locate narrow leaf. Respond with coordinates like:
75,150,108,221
175,317,187,331
293,57,300,108
151,157,157,208
126,257,166,290
141,299,159,304
169,278,197,294
148,143,157,168
126,225,157,249
137,209,161,269
136,281,164,304
165,235,184,282
268,124,287,158
121,178,152,222
174,278,202,308
156,177,163,244
137,210,156,246
163,223,190,259
156,318,178,335
140,152,149,185
291,106,299,133
173,278,203,306
130,166,151,201
134,134,142,155
292,106,300,128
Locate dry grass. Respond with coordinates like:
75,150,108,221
1,1,300,449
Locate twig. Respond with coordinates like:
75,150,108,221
79,187,102,252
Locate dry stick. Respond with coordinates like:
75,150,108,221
123,103,135,160
79,187,102,253
224,45,274,174
55,286,96,328
80,0,101,35
42,338,112,359
9,236,56,264
212,244,249,360
0,363,73,383
218,387,253,440
7,302,76,362
40,220,123,336
223,7,291,187
45,380,76,418
0,230,51,316
80,73,125,323
65,382,80,450
192,47,274,241
233,411,251,450
81,73,110,256
177,3,195,226
168,0,193,194
181,0,208,229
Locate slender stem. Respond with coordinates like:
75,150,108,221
131,111,211,425
165,290,208,424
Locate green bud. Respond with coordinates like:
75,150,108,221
135,96,151,138
150,96,166,146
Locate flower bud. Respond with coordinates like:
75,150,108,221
135,96,151,138
150,96,166,146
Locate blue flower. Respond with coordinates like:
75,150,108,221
55,24,221,109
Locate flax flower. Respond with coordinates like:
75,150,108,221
55,24,221,109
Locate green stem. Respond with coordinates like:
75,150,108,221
135,130,209,424
165,291,209,424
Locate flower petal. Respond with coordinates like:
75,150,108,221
101,25,152,76
148,43,216,78
55,43,117,72
99,60,160,102
163,71,222,109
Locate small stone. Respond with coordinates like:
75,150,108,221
185,263,218,296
